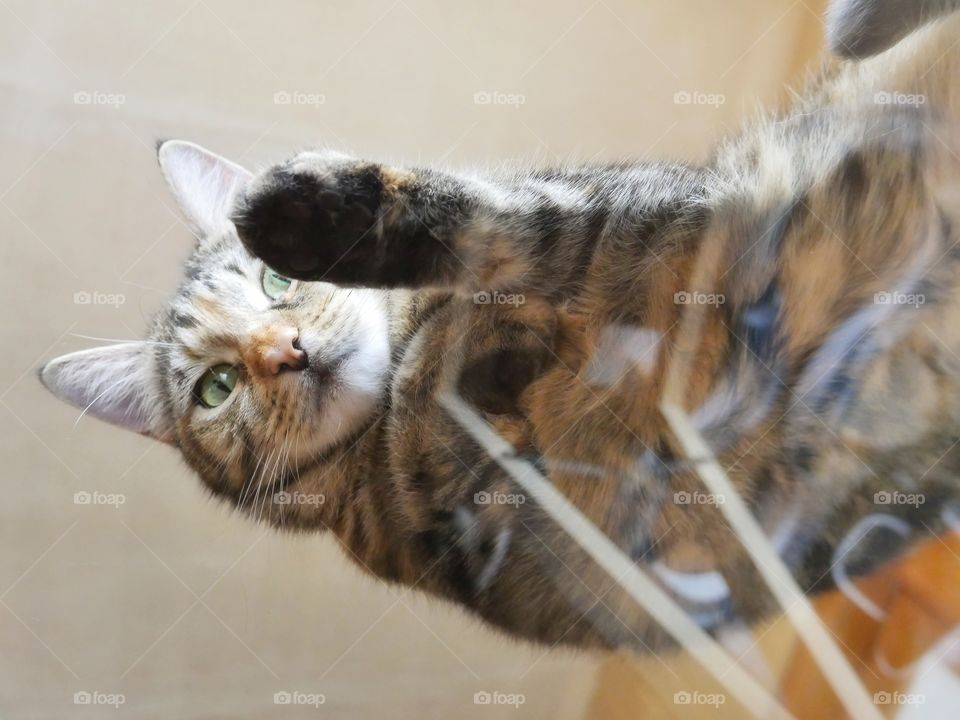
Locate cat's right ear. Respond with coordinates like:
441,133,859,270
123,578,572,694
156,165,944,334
39,343,174,443
157,140,253,238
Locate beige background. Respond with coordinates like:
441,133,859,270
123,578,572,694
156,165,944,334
0,1,824,717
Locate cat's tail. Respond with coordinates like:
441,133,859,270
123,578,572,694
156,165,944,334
827,0,960,58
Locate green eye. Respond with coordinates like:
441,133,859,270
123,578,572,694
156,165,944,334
197,364,238,408
262,269,292,299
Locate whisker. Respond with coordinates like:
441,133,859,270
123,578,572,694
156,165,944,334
68,333,185,348
258,423,289,524
238,446,266,510
250,448,275,523
72,375,131,430
269,425,294,524
278,424,297,519
257,447,275,524
278,425,297,531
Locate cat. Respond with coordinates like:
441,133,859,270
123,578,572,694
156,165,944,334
40,0,960,651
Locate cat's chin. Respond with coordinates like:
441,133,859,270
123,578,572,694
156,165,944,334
296,386,383,459
293,340,391,457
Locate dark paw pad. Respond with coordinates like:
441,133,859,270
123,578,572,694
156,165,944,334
232,166,381,281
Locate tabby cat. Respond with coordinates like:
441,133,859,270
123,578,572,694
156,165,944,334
40,1,960,650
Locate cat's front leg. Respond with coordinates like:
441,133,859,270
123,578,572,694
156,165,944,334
232,150,685,295
233,150,475,288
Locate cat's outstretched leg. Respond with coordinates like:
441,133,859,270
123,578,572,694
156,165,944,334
232,150,702,296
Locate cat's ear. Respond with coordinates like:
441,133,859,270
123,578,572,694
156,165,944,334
39,344,174,443
827,0,960,58
157,140,253,237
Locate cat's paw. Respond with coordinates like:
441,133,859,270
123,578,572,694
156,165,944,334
232,155,383,281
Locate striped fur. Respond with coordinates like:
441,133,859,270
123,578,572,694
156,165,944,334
41,7,960,650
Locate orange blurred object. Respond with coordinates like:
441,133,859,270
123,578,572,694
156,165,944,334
782,534,960,718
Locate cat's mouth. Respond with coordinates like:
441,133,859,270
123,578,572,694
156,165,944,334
304,351,349,399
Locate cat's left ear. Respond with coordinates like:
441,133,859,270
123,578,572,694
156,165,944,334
39,343,175,443
157,140,252,237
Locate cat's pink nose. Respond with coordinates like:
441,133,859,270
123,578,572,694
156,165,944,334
245,326,307,376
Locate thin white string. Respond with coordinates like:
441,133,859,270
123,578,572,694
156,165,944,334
440,392,796,720
661,401,883,720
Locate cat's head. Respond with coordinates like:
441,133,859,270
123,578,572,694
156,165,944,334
39,141,393,506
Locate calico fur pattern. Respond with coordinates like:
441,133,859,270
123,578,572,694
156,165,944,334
42,9,960,650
